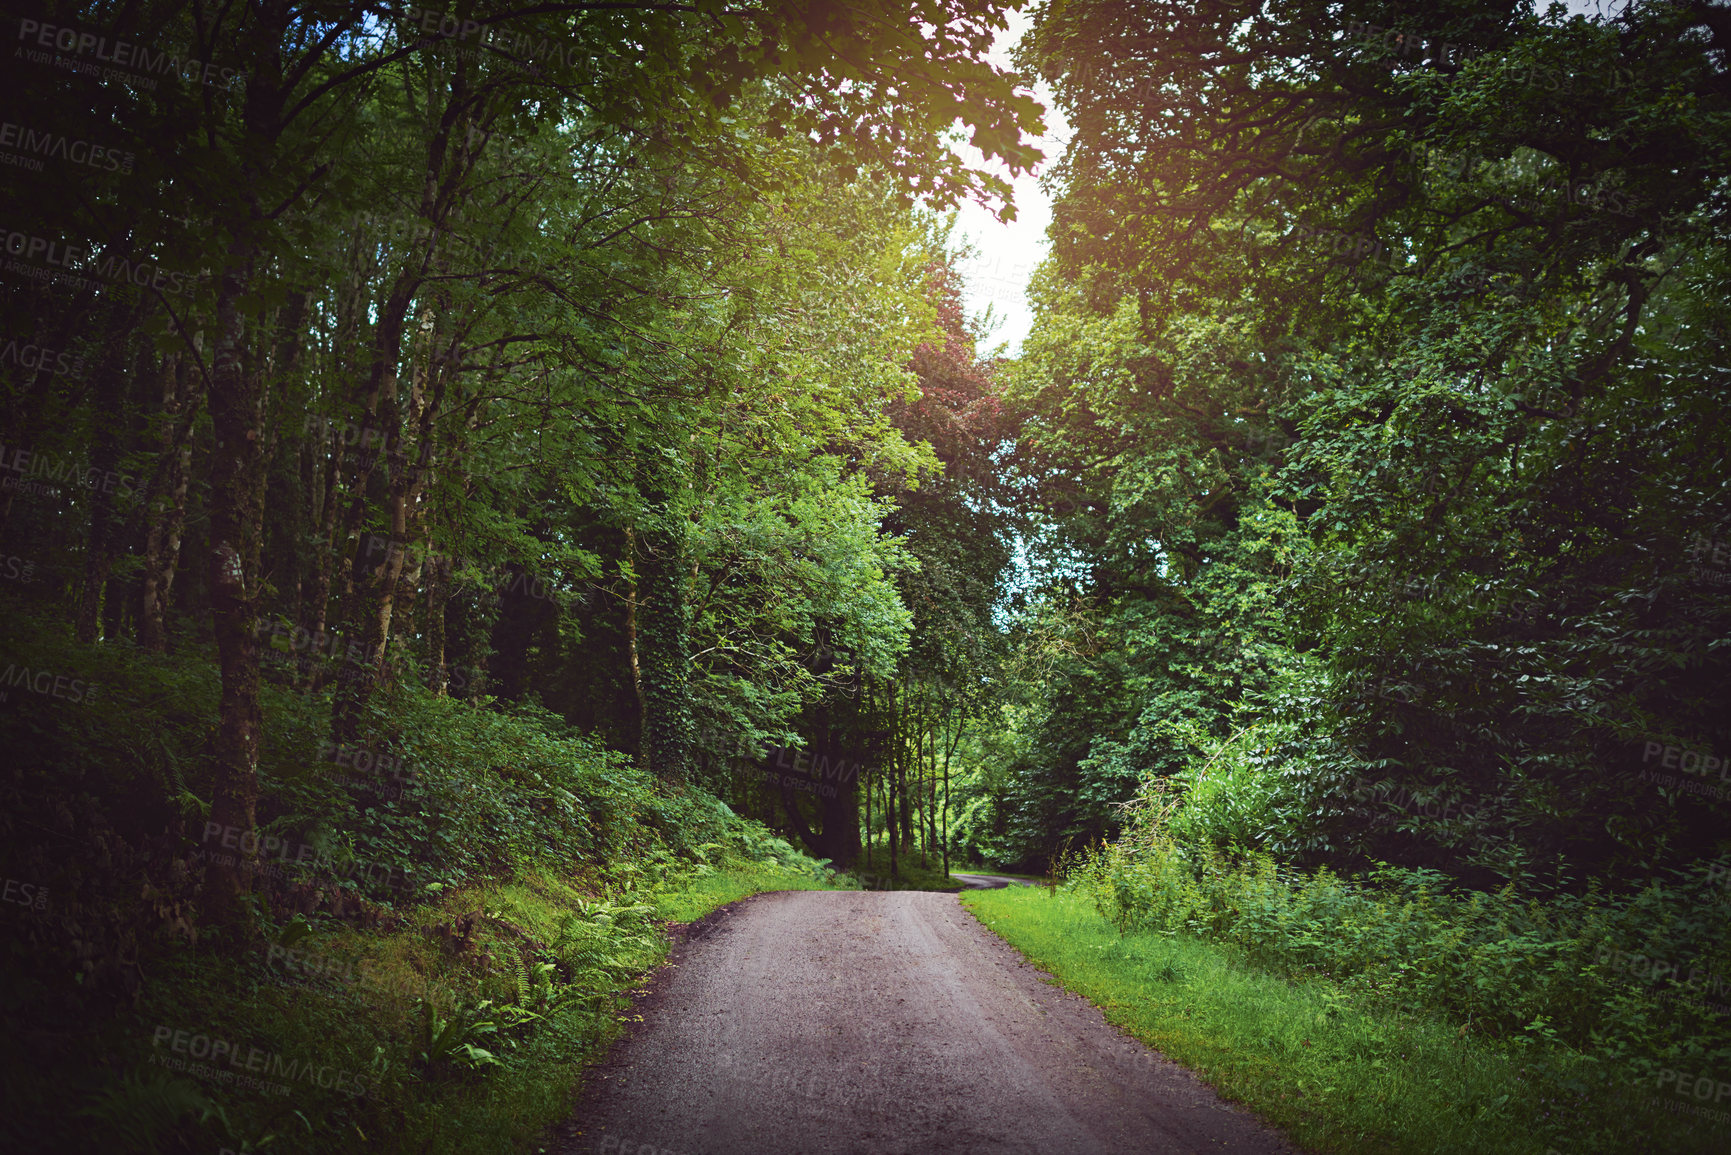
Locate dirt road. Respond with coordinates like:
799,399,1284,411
558,890,1299,1155
950,873,1037,889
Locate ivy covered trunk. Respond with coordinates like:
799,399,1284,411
140,352,194,652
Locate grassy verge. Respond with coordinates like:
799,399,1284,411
0,601,859,1154
12,860,850,1155
651,861,854,923
961,886,1721,1155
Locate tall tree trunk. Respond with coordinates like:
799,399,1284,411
204,238,268,927
74,305,138,642
942,708,959,877
392,537,428,657
141,353,196,652
327,91,486,726
779,771,819,856
367,309,435,684
864,759,873,869
423,550,452,695
817,717,861,869
301,251,371,690
929,706,940,869
423,381,481,699
625,526,646,749
0,293,95,546
889,758,899,880
942,732,950,876
898,690,915,861
301,418,345,692
329,277,423,741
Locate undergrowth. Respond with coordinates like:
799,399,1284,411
1061,782,1731,1149
0,602,853,1153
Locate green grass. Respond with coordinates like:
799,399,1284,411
651,861,856,923
961,886,1723,1155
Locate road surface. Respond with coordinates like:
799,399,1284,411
557,889,1301,1155
950,873,1037,889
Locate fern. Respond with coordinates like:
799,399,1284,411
81,1070,226,1153
509,952,528,1006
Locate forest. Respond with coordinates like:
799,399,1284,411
1,1,1728,1152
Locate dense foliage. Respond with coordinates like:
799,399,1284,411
961,0,1731,895
0,2,1039,1149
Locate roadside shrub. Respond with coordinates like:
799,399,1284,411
1071,791,1731,1079
1164,720,1286,853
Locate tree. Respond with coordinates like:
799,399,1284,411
996,0,1731,882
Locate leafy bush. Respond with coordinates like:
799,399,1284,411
1071,792,1731,1081
1163,720,1286,853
